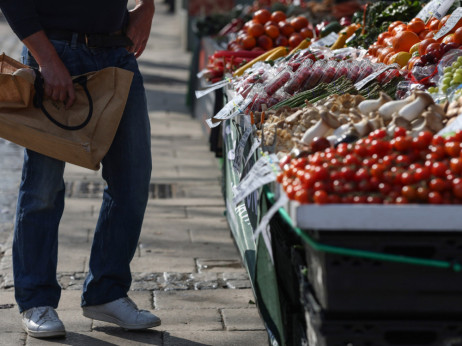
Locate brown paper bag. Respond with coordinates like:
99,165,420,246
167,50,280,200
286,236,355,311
0,53,134,170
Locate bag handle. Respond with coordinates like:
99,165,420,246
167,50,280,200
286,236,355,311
33,69,93,131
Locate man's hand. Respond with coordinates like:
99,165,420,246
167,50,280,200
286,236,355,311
126,0,155,58
23,31,75,108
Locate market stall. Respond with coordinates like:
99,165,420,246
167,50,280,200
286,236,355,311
194,1,462,345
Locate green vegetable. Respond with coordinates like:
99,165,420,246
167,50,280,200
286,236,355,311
320,21,342,38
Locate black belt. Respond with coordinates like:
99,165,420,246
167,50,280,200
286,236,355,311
45,29,133,48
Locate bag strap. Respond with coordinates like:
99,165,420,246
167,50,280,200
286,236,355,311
33,69,93,131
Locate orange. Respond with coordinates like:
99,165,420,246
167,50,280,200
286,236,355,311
392,24,407,36
384,35,395,47
248,22,264,37
383,51,396,64
407,55,420,70
377,46,394,62
388,21,404,33
438,15,451,30
265,25,280,39
454,27,462,45
300,27,313,39
419,29,430,40
377,32,392,45
241,35,256,50
427,18,440,31
367,44,382,57
425,30,437,39
258,35,273,50
271,11,286,23
407,20,425,34
392,30,420,53
290,16,309,32
254,9,271,25
442,34,455,44
418,38,436,56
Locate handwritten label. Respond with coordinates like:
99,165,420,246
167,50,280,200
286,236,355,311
232,154,280,206
233,126,252,172
416,0,443,21
354,64,399,90
435,7,462,39
311,32,339,48
434,0,456,20
195,79,231,99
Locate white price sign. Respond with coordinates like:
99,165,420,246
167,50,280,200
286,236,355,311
232,154,280,206
435,7,462,39
354,64,399,90
311,32,339,48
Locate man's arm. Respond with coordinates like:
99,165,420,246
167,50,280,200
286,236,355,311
23,31,75,108
126,0,155,58
0,1,75,107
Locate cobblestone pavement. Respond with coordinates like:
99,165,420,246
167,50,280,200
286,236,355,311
0,2,267,345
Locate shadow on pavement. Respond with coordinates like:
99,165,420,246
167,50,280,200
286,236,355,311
145,88,189,114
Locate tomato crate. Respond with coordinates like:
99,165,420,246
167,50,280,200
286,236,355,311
303,228,462,314
301,284,462,346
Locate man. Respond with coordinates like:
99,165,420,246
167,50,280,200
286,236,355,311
0,0,159,338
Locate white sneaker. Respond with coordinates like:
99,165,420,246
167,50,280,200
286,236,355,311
22,306,66,338
82,297,161,330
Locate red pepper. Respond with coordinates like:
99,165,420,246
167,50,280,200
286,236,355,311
213,50,263,59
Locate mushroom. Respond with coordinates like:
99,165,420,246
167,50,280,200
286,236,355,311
358,92,392,115
386,116,412,136
378,95,414,121
348,109,363,123
411,111,445,134
367,113,384,131
398,92,435,122
352,116,372,137
301,110,341,145
285,110,304,124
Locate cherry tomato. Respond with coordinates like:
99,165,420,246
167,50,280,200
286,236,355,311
450,157,462,174
392,136,412,152
394,127,408,138
428,191,443,204
401,185,417,201
445,141,461,157
429,178,447,191
452,178,462,199
431,162,448,177
313,190,328,204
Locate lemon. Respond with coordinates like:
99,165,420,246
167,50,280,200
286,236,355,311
409,42,420,56
389,52,412,68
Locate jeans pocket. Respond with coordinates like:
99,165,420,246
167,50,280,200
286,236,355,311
22,40,69,68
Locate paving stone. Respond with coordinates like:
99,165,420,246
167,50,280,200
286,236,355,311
130,255,196,273
163,330,269,346
197,259,244,273
190,229,233,244
154,289,255,310
156,309,222,332
58,310,92,333
26,330,163,346
0,306,22,332
222,309,265,331
225,280,252,289
0,332,26,346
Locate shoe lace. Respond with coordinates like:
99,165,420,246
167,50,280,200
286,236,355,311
121,297,148,313
31,307,58,324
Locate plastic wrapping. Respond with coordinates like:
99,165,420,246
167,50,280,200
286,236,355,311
302,60,328,90
283,58,315,95
263,67,293,96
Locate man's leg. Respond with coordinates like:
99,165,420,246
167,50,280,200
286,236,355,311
13,150,65,312
82,52,152,306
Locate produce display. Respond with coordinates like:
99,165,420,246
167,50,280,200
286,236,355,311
195,2,462,345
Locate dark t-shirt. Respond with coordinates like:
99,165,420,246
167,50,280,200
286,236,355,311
0,0,129,40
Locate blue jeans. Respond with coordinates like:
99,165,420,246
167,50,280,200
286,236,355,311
13,40,152,312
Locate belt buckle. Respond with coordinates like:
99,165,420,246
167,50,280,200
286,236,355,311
84,34,89,46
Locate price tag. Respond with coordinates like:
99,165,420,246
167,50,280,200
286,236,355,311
243,138,261,168
233,126,252,172
354,64,399,90
415,0,443,21
311,32,339,48
195,78,231,99
196,69,207,79
205,95,244,128
434,0,456,20
253,193,289,264
435,7,462,39
232,154,280,206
